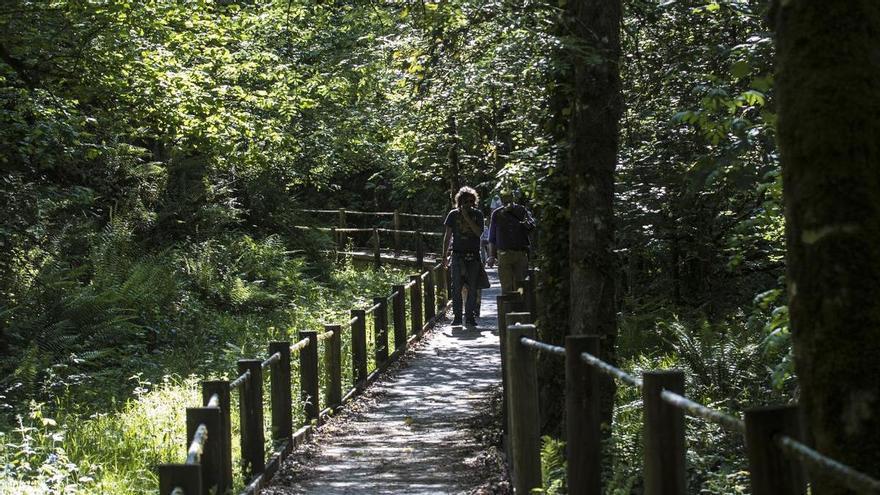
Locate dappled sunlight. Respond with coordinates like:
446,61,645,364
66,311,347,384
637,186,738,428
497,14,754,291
265,270,503,494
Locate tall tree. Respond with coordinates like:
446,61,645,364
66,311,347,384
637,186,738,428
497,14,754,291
567,0,623,419
775,1,880,490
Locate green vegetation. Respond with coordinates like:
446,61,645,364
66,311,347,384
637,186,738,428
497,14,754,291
5,0,867,492
1,1,437,491
1,243,408,493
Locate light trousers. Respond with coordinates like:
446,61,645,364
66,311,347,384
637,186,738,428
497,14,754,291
498,250,529,294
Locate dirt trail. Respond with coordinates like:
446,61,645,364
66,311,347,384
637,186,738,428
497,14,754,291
264,269,504,495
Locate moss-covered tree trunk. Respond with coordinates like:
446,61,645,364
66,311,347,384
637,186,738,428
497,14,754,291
775,2,880,490
567,0,622,424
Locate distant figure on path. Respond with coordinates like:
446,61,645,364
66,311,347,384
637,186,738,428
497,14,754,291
442,186,485,327
486,188,535,293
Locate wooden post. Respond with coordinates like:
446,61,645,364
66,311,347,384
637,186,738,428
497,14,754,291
442,263,451,303
643,370,686,495
745,406,806,495
436,265,446,312
497,295,511,435
202,380,232,494
373,297,389,363
324,324,342,410
373,227,381,268
351,309,368,389
409,274,423,334
424,269,436,321
393,210,401,253
505,324,542,493
186,407,222,495
391,284,407,352
159,464,201,495
299,331,319,423
415,230,424,268
525,268,537,321
506,311,531,326
237,359,265,478
504,290,525,313
268,341,292,443
338,208,348,253
566,335,602,495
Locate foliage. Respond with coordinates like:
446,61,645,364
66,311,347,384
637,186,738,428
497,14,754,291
1,252,406,493
617,0,781,314
537,435,566,495
0,0,802,492
609,312,790,494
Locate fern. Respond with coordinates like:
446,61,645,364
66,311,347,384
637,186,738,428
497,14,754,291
539,435,566,494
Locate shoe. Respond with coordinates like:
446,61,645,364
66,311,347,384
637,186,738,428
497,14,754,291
451,317,462,326
466,318,478,327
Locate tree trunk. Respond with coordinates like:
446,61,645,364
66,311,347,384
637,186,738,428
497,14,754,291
567,0,622,425
775,2,880,490
534,9,574,435
447,115,461,204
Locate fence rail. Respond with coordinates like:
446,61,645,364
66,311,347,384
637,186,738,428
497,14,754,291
295,208,443,220
498,273,880,495
292,208,447,264
160,259,451,495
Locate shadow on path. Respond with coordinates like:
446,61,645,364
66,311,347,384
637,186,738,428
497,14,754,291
264,269,503,495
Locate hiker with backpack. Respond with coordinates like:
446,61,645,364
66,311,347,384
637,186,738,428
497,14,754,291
486,188,535,293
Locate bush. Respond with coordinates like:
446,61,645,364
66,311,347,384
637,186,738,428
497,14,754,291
606,312,787,494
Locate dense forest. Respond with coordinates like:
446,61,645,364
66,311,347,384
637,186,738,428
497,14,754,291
2,0,878,493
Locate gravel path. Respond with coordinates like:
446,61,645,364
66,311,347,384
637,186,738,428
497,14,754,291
264,269,504,495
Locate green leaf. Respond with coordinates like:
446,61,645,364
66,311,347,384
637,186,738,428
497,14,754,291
751,76,773,92
741,90,766,106
730,60,751,79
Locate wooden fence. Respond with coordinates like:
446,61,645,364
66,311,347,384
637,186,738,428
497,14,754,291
500,272,880,494
292,208,446,266
159,255,450,495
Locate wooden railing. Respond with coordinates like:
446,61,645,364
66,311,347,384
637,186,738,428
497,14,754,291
159,258,450,495
292,208,445,265
499,274,880,494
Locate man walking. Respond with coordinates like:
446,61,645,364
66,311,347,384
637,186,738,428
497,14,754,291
486,189,535,293
442,186,485,327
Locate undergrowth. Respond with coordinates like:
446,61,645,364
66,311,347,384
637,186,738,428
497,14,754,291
0,226,410,494
601,306,793,494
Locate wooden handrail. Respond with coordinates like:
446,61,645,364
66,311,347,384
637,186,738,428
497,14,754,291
158,257,451,495
295,208,442,220
501,271,880,495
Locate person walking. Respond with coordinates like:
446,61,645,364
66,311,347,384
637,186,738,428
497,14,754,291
486,189,535,293
442,186,484,327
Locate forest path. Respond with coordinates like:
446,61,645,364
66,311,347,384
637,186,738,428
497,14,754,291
264,269,503,495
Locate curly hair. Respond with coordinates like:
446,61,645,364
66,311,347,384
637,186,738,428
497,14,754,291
454,186,479,208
